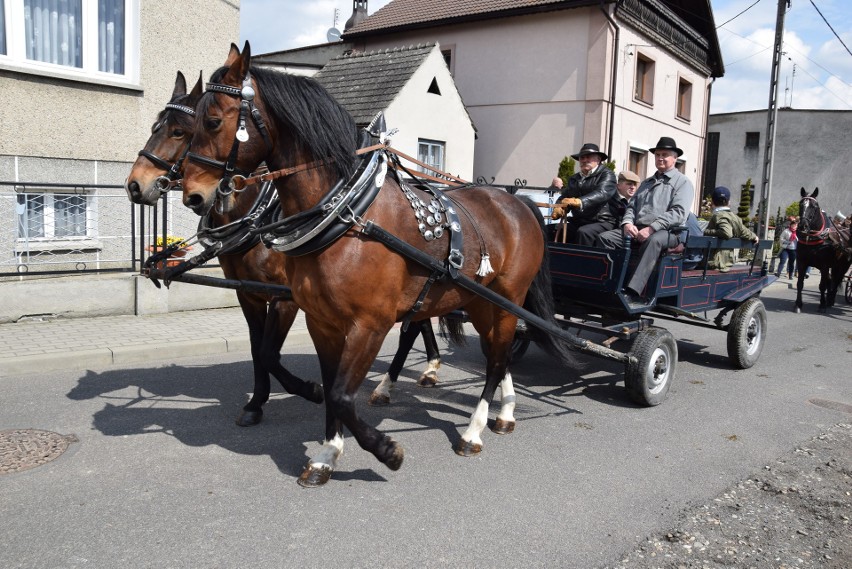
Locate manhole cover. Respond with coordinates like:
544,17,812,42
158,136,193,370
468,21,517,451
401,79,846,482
0,429,78,475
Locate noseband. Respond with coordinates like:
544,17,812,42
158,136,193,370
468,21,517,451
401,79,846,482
186,73,272,198
137,102,196,194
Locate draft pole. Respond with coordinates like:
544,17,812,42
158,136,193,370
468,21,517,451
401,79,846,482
758,0,791,261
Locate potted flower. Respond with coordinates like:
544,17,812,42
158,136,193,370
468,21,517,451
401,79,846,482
146,235,192,267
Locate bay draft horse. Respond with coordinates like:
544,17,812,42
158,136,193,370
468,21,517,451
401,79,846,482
125,70,444,427
795,187,852,313
179,42,576,487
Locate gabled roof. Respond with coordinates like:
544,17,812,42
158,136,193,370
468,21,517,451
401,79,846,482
344,0,590,37
312,43,436,126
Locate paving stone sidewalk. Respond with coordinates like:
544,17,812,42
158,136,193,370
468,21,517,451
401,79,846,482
0,308,310,377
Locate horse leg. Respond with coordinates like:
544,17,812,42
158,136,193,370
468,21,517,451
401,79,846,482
456,310,517,456
417,320,441,387
235,293,274,427
368,321,421,406
299,321,403,487
818,271,829,312
794,266,805,313
259,298,324,403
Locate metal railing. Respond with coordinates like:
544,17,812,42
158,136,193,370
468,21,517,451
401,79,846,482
0,182,204,278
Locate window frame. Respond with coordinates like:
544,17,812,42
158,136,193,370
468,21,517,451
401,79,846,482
16,189,99,250
634,52,655,106
0,0,140,89
676,76,692,122
745,132,760,148
417,138,446,176
628,146,648,179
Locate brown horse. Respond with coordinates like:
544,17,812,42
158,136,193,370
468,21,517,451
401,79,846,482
795,188,852,313
179,43,575,487
125,71,441,427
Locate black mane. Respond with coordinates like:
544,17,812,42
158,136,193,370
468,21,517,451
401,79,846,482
201,65,359,181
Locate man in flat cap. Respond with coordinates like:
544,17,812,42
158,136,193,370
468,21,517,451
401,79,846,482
702,185,759,272
551,142,617,245
596,136,695,307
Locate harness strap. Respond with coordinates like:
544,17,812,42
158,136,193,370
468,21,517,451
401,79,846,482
401,269,441,332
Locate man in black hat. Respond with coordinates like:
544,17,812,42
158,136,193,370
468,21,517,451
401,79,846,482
551,142,617,245
596,136,695,307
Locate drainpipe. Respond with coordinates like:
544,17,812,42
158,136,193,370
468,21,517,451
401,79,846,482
600,0,620,162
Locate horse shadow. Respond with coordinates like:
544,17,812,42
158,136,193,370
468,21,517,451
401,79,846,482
763,285,852,317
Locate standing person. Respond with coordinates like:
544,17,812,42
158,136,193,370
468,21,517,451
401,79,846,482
775,219,798,279
550,143,617,245
595,137,695,307
702,186,759,272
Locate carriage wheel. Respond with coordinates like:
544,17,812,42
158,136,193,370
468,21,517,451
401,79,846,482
726,297,767,369
624,327,677,407
845,275,852,304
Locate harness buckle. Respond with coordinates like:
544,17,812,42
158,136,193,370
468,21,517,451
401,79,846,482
448,249,464,269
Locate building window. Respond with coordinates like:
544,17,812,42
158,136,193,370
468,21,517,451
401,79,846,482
0,0,139,86
745,132,760,148
634,53,655,105
677,77,692,121
628,148,647,179
16,191,94,241
441,47,453,74
418,139,445,175
676,160,686,174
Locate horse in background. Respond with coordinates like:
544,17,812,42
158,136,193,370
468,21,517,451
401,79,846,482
795,187,852,313
125,71,443,427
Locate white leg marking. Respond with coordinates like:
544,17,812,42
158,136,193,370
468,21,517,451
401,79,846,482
310,433,344,469
497,372,516,423
460,399,490,446
424,358,441,374
372,373,393,399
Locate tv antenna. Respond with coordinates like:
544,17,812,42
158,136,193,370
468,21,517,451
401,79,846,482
327,8,342,42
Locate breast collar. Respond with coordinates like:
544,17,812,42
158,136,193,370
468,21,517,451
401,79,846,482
197,180,278,256
261,149,385,256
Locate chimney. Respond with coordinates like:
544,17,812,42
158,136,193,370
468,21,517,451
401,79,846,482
344,1,368,31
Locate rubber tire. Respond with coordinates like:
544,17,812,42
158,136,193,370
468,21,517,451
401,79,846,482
726,297,767,369
625,327,677,407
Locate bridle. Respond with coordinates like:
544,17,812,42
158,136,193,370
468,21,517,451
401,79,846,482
186,73,273,200
136,102,196,194
798,196,826,246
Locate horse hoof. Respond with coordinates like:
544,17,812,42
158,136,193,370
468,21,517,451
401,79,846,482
306,383,324,404
491,418,515,435
368,392,391,406
236,409,262,427
454,439,482,457
297,463,332,488
417,371,439,388
385,443,404,471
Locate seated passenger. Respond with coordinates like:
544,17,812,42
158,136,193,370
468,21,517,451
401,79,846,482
702,186,759,272
608,170,640,224
595,137,694,307
550,143,617,246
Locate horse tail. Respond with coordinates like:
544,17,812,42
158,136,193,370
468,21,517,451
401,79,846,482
515,195,578,367
438,315,467,346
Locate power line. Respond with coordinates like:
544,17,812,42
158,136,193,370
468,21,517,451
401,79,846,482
716,0,763,29
808,0,852,58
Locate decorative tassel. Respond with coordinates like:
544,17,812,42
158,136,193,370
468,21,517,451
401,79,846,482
476,253,494,276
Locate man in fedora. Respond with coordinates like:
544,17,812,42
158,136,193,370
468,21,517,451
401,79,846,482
596,136,695,307
551,142,617,246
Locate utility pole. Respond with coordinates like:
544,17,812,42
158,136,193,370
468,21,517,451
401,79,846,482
758,0,790,255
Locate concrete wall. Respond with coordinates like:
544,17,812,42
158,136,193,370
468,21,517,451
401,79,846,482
0,268,240,324
708,109,852,219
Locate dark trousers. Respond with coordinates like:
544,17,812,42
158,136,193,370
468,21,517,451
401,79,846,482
561,219,616,246
596,227,679,295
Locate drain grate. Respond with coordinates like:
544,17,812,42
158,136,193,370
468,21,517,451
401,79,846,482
0,429,79,475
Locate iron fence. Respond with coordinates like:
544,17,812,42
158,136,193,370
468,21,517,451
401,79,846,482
0,182,205,279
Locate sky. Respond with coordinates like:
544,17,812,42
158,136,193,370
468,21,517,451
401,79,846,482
239,0,852,114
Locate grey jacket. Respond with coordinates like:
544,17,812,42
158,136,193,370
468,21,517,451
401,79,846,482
621,169,694,231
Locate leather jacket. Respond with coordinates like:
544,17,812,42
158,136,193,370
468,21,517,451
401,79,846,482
557,166,617,223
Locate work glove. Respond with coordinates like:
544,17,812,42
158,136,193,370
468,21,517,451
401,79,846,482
562,197,582,209
551,207,565,220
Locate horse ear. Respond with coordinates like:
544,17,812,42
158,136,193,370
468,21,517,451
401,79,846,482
189,71,203,99
813,187,819,199
800,187,806,197
172,71,187,98
224,43,241,67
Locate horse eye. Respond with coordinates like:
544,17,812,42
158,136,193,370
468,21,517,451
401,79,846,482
171,129,185,138
204,117,222,130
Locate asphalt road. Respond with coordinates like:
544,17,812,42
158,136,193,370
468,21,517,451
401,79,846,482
1,283,850,568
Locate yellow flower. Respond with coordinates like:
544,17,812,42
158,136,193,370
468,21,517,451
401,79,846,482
155,235,186,247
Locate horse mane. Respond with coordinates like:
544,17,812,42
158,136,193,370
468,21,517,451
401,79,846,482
202,65,359,181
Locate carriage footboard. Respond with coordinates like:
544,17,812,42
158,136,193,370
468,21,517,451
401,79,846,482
361,221,634,364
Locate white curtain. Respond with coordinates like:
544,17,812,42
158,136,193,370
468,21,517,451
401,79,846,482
24,0,83,67
98,0,124,74
1,6,6,54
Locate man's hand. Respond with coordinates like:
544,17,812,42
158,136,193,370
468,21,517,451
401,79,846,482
561,197,582,209
752,235,760,244
636,226,655,243
551,207,565,220
622,223,639,239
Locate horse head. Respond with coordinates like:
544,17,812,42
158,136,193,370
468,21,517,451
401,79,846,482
125,71,203,205
181,41,359,216
798,187,827,241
